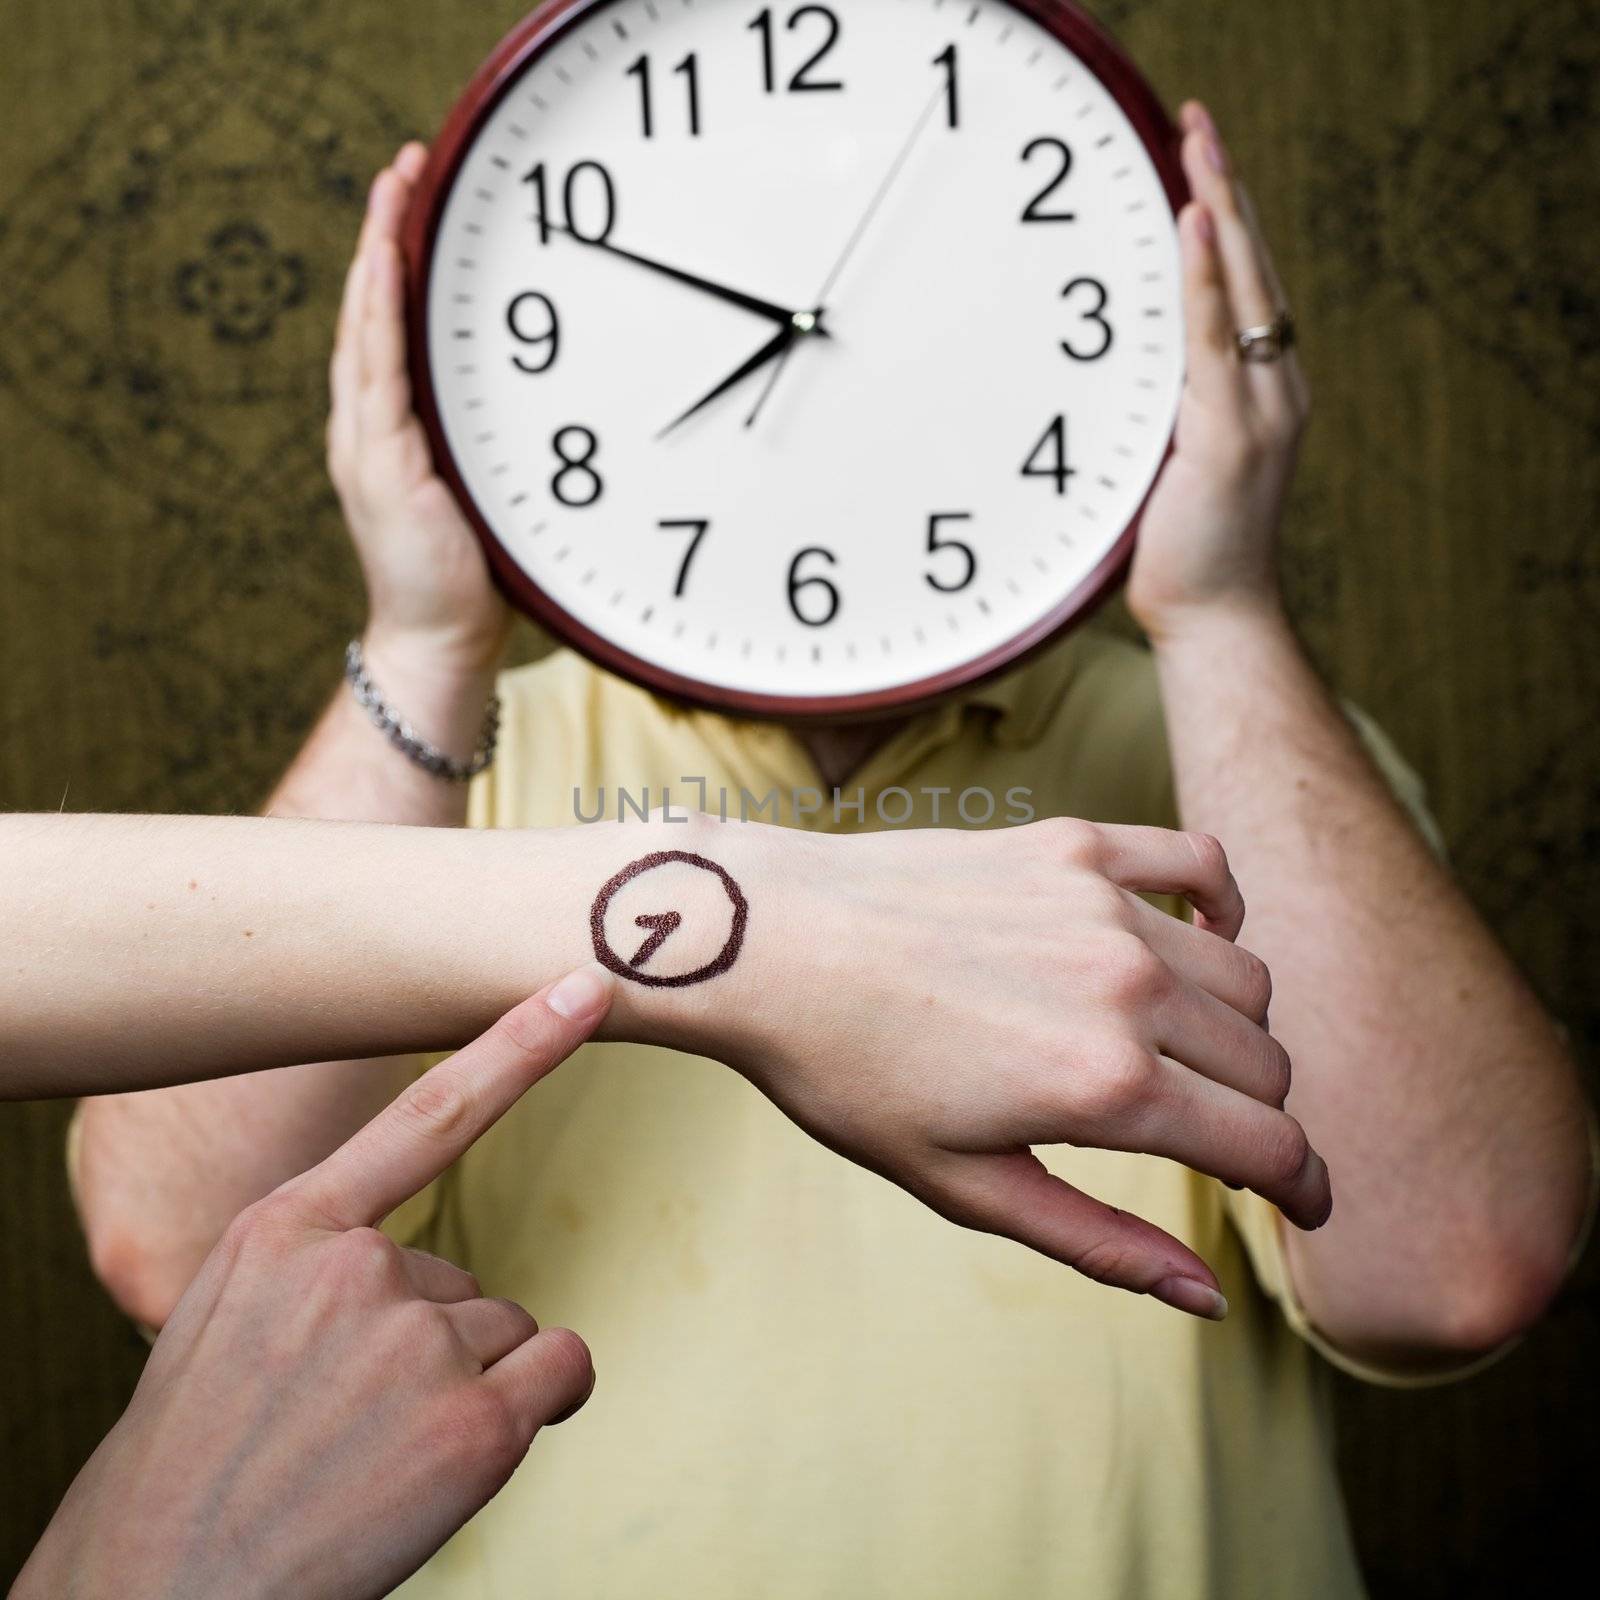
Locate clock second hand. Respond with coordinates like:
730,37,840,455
744,84,946,430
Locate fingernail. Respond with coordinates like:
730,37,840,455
1206,134,1228,175
1152,1277,1229,1321
547,964,614,1021
1194,205,1216,248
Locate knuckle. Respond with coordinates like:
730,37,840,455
1261,1119,1312,1189
1073,1237,1139,1288
1080,1041,1159,1125
1185,831,1230,884
493,1001,558,1062
216,1199,277,1264
488,1295,537,1338
1099,934,1169,1011
1044,815,1102,869
335,1225,402,1284
1264,1040,1293,1107
390,1296,455,1361
396,1070,477,1144
1239,950,1273,1022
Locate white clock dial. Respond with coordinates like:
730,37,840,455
421,0,1185,708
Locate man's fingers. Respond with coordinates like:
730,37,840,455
448,1296,540,1370
1125,894,1271,1022
328,185,379,458
1082,822,1246,941
360,238,414,436
1127,1063,1332,1231
1235,181,1312,413
931,1150,1228,1320
1179,117,1276,332
1180,105,1306,415
485,1325,596,1438
401,1247,481,1304
1175,200,1240,410
395,140,430,184
279,965,615,1232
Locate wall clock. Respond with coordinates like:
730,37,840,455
404,0,1187,719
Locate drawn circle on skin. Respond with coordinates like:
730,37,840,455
589,850,749,988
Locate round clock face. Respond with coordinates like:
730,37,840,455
408,0,1186,717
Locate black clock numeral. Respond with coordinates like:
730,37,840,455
1021,415,1077,495
1060,276,1113,361
660,518,710,597
924,512,976,593
1021,137,1076,223
524,160,616,245
749,7,843,94
551,425,603,507
506,291,560,374
626,51,702,137
932,43,958,128
787,545,840,626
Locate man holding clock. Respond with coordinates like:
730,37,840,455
74,102,1592,1600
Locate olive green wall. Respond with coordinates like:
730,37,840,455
1,0,1595,1590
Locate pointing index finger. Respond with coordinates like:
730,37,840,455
280,966,614,1232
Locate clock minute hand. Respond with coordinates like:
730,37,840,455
546,223,821,331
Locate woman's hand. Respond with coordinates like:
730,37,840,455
328,144,511,676
1127,102,1312,644
647,814,1331,1322
17,969,613,1600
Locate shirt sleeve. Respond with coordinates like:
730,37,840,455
1225,705,1599,1385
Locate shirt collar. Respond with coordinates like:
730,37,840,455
950,629,1090,747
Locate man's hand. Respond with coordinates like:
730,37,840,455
1127,102,1310,643
19,967,614,1600
681,815,1330,1321
328,142,509,677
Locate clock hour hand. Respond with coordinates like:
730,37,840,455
546,223,823,331
658,318,813,439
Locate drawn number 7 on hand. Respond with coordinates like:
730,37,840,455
629,911,682,969
589,851,749,989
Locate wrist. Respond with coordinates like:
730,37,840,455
1137,590,1294,660
543,813,805,1067
363,615,507,681
355,628,502,767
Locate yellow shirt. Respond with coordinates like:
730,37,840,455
392,629,1442,1600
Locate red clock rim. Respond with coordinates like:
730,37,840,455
402,0,1189,724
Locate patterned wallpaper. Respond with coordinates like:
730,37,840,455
0,1,1594,1590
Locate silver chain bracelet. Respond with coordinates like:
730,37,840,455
344,639,500,783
